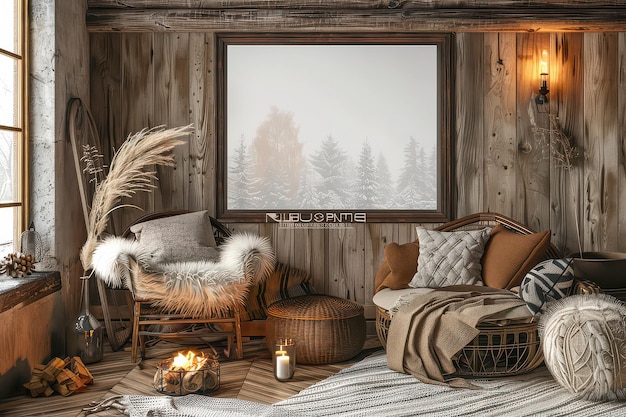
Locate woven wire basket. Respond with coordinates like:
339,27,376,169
376,307,544,377
266,295,366,364
452,322,543,376
153,357,220,395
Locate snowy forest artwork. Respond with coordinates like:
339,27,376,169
223,40,440,212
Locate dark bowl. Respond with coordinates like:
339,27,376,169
569,251,626,289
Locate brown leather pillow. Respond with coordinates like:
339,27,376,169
374,241,420,293
481,224,551,289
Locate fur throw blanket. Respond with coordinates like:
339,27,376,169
90,233,276,318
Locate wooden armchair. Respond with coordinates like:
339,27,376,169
92,210,274,363
127,211,235,363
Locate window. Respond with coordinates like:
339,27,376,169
0,0,28,256
216,33,455,223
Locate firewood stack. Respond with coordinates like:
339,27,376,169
23,357,94,397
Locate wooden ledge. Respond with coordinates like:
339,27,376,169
0,271,62,314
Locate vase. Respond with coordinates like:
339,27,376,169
571,251,626,290
69,276,103,364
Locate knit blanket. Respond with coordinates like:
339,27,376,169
89,351,626,416
386,286,534,389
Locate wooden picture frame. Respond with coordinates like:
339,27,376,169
216,33,455,223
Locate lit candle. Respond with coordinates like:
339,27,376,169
275,352,291,380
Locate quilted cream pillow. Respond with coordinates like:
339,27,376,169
409,227,492,288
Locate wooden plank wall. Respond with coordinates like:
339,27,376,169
88,30,626,323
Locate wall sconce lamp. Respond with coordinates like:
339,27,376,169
535,49,550,106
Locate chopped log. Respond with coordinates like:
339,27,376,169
54,368,87,397
70,356,94,385
23,356,94,397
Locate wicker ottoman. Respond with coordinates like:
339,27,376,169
265,295,366,364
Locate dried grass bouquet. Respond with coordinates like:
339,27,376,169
80,125,191,271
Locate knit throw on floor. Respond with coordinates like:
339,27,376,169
87,351,626,417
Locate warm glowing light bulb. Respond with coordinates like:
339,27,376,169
539,49,549,75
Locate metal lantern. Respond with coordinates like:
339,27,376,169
20,222,43,262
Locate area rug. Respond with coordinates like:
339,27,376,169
97,351,626,417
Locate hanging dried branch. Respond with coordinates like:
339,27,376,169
532,115,581,170
532,115,584,257
80,125,191,271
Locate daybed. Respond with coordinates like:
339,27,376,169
373,212,566,379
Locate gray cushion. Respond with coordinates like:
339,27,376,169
409,227,491,288
129,211,218,265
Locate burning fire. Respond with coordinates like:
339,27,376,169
154,350,220,395
170,351,208,371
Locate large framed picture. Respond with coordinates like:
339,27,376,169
216,33,455,223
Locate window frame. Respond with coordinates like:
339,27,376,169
0,0,29,251
215,32,456,224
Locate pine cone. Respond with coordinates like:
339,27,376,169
0,253,36,278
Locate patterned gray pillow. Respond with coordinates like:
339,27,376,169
409,227,492,288
520,258,574,315
129,211,219,265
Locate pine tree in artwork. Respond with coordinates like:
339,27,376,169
396,137,433,209
310,135,351,208
295,163,319,209
259,165,291,209
352,140,378,209
423,144,438,207
228,137,259,209
376,153,395,209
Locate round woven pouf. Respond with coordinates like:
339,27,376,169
265,295,366,364
539,293,626,401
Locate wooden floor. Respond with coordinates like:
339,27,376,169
0,336,382,417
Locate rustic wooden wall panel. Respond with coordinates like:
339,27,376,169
619,34,626,253
153,33,191,211
89,33,122,168
120,33,156,227
308,229,329,295
89,33,124,234
515,32,551,232
88,28,626,328
327,228,357,300
583,33,619,252
87,0,626,8
455,32,484,217
483,32,517,217
550,33,585,255
55,0,92,320
189,33,214,212
85,7,626,33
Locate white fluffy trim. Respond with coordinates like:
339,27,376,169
91,236,153,289
90,233,276,317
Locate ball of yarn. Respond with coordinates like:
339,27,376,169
539,294,626,401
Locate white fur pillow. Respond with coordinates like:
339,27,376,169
129,211,219,265
409,227,492,288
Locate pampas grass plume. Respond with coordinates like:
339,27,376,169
80,125,191,270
